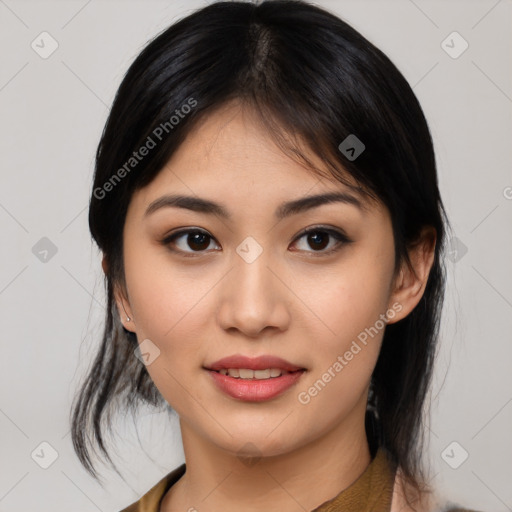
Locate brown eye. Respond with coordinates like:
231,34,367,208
162,229,219,255
186,232,211,251
305,231,330,251
292,227,350,255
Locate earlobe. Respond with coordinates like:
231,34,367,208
102,253,136,330
101,253,108,275
120,300,132,323
387,227,436,324
114,286,136,332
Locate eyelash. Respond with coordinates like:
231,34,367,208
160,226,351,258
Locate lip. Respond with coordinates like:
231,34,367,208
206,354,304,372
206,368,305,402
204,354,306,402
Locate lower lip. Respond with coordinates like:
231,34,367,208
206,369,305,402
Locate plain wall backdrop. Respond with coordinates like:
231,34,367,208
0,0,511,510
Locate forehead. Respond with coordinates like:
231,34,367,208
127,101,382,220
152,103,354,187
170,102,328,187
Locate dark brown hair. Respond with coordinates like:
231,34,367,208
71,1,448,506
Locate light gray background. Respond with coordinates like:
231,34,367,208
0,0,511,511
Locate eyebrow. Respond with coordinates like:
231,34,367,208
144,191,365,220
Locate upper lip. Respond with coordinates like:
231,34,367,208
206,355,305,372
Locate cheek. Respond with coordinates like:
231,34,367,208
294,274,387,423
124,255,234,395
293,256,393,347
124,261,215,412
291,250,393,404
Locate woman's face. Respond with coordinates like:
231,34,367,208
117,102,408,459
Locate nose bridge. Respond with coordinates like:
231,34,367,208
217,235,289,336
236,240,272,298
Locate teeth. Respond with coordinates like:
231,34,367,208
217,368,287,379
238,368,254,379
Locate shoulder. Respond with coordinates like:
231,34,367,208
119,463,186,512
433,504,485,512
390,467,483,512
432,506,485,512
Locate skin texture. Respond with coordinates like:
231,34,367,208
108,101,436,512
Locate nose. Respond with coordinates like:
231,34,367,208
216,244,291,338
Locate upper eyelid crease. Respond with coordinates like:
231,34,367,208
144,192,365,220
162,226,350,255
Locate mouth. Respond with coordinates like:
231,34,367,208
205,354,305,373
214,368,298,379
204,354,306,402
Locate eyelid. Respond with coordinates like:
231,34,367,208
160,227,219,257
160,225,351,256
291,225,351,255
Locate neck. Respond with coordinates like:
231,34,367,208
161,402,372,512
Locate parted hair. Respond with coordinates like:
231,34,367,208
71,1,448,507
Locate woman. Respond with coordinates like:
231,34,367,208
71,1,481,511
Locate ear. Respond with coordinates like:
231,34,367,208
386,226,436,324
102,253,136,332
101,253,108,275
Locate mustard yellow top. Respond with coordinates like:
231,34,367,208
119,447,481,512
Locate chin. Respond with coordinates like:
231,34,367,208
212,428,299,459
